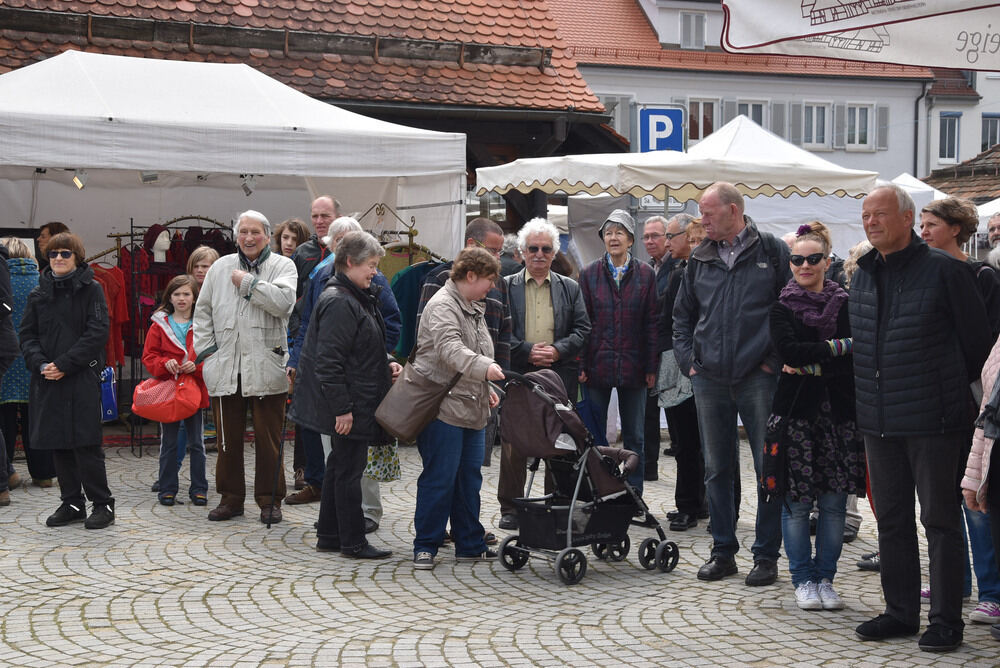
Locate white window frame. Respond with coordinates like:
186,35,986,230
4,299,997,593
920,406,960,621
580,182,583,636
680,12,707,50
689,99,717,142
803,102,831,150
737,100,767,127
598,94,634,142
846,103,875,151
939,113,960,163
983,114,1000,153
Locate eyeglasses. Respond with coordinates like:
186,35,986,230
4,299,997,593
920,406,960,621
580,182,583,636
48,250,73,259
664,232,686,240
473,238,502,257
527,245,553,255
789,253,826,266
641,233,664,241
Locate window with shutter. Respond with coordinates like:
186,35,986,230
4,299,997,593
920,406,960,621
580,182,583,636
771,103,787,138
789,103,803,145
877,105,890,150
680,12,706,50
802,103,831,149
939,112,961,162
843,103,874,151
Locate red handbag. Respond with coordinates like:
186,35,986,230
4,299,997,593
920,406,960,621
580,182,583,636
131,374,201,423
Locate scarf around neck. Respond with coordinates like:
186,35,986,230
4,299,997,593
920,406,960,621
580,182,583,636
778,278,847,340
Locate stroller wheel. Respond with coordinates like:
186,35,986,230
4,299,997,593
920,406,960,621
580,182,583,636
555,547,587,585
606,536,629,562
499,534,529,572
592,543,607,560
654,541,680,573
638,537,659,570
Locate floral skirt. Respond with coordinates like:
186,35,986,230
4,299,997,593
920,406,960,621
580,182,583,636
781,394,866,505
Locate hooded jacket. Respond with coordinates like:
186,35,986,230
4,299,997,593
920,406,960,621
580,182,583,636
19,263,109,449
142,310,210,411
672,218,790,384
193,248,297,397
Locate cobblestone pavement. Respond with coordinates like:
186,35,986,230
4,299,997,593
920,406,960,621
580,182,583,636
1,439,997,667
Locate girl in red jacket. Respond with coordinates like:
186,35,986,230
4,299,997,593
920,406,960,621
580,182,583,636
142,275,210,506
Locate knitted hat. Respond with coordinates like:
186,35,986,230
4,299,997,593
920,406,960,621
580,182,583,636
598,209,635,240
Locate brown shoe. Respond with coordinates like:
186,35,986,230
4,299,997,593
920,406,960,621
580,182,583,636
285,485,320,505
207,504,244,521
293,468,306,490
7,472,22,488
260,506,283,524
0,490,9,506
31,478,54,488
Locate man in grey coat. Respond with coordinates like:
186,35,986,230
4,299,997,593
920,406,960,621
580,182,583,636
498,218,590,530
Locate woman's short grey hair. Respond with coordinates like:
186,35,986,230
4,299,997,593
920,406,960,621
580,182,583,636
516,218,560,253
234,210,271,237
324,216,364,249
501,233,519,256
333,231,385,272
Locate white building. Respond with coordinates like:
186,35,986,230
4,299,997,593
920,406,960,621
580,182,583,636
546,0,991,181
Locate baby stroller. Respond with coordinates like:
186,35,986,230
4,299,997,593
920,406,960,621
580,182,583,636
498,369,679,585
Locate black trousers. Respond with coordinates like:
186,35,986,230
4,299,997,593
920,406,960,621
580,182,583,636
866,433,966,632
664,396,706,515
52,445,113,508
643,392,661,476
316,435,368,552
990,444,1000,572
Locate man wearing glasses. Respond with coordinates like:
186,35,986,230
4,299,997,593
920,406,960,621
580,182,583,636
641,215,676,478
498,218,591,530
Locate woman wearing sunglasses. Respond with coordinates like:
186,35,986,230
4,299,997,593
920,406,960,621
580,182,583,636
766,221,866,612
19,233,114,529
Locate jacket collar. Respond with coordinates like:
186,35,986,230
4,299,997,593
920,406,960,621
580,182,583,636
444,277,485,316
690,215,760,264
238,245,271,273
331,271,379,307
150,310,188,355
857,231,925,273
39,263,94,297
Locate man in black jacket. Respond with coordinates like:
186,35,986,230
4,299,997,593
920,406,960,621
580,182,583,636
850,184,992,653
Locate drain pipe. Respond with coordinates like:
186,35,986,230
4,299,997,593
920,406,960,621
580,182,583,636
914,81,929,177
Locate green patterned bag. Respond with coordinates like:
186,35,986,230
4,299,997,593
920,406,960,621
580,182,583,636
364,442,401,482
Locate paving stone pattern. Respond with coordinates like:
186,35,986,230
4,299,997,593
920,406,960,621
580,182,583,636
0,440,996,666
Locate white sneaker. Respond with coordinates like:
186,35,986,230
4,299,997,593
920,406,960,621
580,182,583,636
817,579,845,610
795,581,823,610
970,600,1000,624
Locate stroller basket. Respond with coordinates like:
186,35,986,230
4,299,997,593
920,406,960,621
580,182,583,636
515,495,637,551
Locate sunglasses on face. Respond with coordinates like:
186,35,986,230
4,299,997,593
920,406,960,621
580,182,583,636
790,253,826,266
48,250,73,259
527,245,553,255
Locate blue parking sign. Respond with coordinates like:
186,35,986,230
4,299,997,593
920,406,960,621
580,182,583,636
639,108,684,152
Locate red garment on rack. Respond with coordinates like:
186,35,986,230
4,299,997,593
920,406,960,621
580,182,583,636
92,265,129,368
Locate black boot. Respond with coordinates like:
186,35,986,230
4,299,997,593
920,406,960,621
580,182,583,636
46,503,87,527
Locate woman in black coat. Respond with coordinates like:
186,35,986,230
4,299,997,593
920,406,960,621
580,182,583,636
766,222,866,612
288,231,401,559
19,233,113,529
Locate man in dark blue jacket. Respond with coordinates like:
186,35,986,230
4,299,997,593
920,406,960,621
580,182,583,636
673,182,790,586
851,184,992,653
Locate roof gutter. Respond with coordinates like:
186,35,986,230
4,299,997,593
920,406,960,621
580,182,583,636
914,81,928,176
329,100,613,125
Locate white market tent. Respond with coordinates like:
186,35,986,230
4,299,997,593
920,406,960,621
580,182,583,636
477,115,878,258
476,115,877,203
981,197,1000,226
0,50,467,259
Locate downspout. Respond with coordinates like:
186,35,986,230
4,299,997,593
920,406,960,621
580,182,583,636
914,81,928,177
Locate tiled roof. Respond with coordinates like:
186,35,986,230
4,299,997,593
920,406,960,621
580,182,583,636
923,144,1000,204
0,0,604,113
546,0,933,80
927,68,980,99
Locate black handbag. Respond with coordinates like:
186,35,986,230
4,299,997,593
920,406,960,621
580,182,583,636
759,381,804,503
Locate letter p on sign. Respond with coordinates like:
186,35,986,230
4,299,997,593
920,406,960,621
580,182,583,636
639,108,684,152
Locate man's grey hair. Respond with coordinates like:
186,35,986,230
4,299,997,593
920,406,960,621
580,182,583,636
871,183,916,222
644,215,668,233
516,218,560,253
333,231,385,272
235,210,271,236
324,216,363,249
668,213,696,233
501,233,519,256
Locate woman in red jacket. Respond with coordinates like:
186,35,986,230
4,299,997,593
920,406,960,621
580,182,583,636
142,275,210,506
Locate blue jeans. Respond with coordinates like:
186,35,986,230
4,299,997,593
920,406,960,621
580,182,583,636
691,369,781,561
175,421,187,468
585,386,646,496
782,493,846,586
300,426,325,489
964,501,1000,602
413,419,487,558
157,410,207,500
